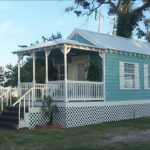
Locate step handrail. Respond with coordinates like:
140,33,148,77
0,89,12,112
12,87,48,123
13,88,34,122
12,88,33,106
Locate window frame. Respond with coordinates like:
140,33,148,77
119,61,139,90
57,64,68,80
144,64,150,89
124,63,135,89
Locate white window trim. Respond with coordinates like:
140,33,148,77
119,61,139,90
144,64,150,89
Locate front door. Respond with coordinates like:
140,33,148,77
77,62,86,81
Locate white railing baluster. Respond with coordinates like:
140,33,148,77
29,92,30,108
19,100,21,121
24,96,25,118
32,89,33,108
6,92,8,106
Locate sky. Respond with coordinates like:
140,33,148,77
0,0,115,67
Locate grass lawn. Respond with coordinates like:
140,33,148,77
0,117,150,150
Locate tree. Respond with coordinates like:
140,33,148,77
0,66,4,85
4,32,61,87
30,32,62,46
5,64,18,87
66,0,150,40
4,58,59,87
85,60,101,81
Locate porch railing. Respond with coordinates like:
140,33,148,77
0,89,12,112
47,80,104,101
19,83,45,100
19,80,104,102
67,80,104,101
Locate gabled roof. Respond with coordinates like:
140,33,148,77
68,28,150,55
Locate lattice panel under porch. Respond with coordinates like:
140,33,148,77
52,103,150,128
29,107,48,129
29,103,150,129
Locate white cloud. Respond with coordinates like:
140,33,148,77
0,22,12,35
55,19,66,26
55,18,76,27
9,28,24,34
0,3,11,11
0,22,24,35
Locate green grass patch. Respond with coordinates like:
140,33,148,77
0,117,150,150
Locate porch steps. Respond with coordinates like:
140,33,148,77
0,106,28,130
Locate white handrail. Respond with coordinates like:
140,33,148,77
13,88,33,122
0,89,12,112
13,88,33,106
13,87,46,122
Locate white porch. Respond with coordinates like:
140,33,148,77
0,40,106,129
15,40,105,103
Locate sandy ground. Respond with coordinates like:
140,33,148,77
103,130,150,146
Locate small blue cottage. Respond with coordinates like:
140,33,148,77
1,28,150,129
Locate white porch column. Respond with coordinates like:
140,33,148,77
61,46,70,102
17,54,23,97
99,50,106,102
30,52,36,101
45,50,51,96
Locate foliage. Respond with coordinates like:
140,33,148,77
66,0,150,41
85,60,101,81
5,64,18,87
4,32,62,87
42,95,59,124
30,32,62,46
4,57,59,87
0,66,4,85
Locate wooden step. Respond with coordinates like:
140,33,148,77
0,121,18,129
6,106,28,112
2,110,24,118
0,116,19,124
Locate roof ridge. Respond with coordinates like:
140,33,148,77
75,28,150,45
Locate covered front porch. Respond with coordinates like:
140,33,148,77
14,39,105,103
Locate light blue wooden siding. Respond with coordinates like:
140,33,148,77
105,52,150,101
71,34,94,46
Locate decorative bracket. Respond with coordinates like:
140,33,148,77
17,54,24,63
98,50,103,58
45,50,51,57
61,46,71,54
30,52,36,60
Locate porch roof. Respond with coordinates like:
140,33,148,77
68,28,150,56
12,39,100,55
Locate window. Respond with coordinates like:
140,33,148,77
57,65,68,80
124,63,134,88
119,62,139,89
144,64,150,89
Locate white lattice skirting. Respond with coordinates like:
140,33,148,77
29,101,150,129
